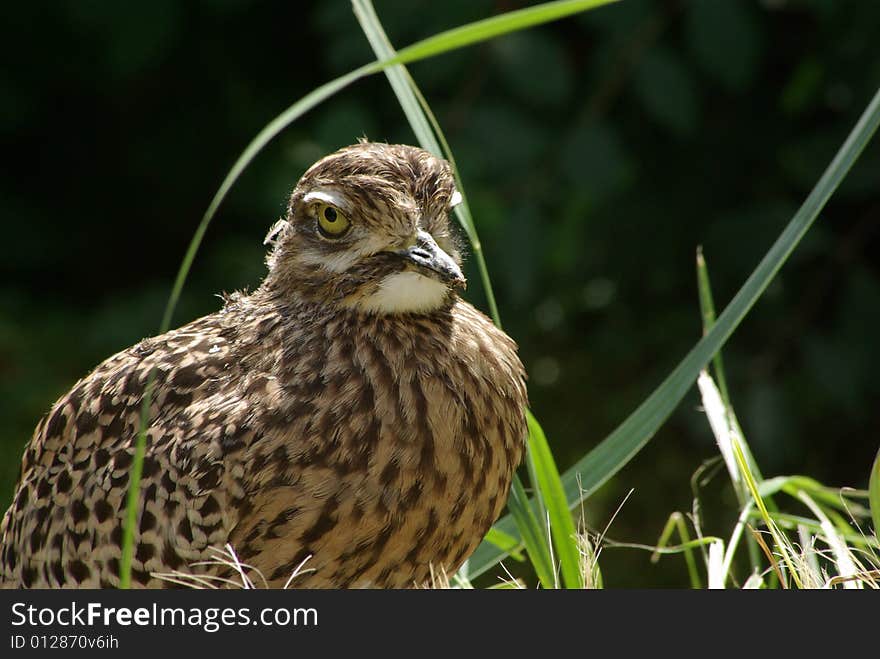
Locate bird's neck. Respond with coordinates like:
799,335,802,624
252,273,458,322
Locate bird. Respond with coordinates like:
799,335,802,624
0,141,528,588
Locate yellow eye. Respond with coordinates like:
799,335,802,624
316,203,350,237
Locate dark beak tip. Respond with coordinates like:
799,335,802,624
395,233,465,290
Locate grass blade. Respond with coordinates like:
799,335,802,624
732,438,802,588
508,475,557,588
870,448,880,541
651,512,701,588
525,411,583,587
383,0,619,70
760,512,880,549
696,248,731,409
695,249,767,485
483,528,525,562
696,368,763,577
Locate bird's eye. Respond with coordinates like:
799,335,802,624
316,203,350,238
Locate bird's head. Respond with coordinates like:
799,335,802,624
263,142,466,315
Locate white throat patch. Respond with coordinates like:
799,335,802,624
358,271,450,315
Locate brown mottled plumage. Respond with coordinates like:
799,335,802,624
0,142,528,588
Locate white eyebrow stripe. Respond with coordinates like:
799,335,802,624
303,190,349,211
450,190,463,208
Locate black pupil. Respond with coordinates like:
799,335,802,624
323,207,337,222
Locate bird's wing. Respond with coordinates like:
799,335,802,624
0,313,254,588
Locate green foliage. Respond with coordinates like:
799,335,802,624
870,450,880,542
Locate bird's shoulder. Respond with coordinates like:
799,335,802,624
1,304,284,586
22,299,281,468
444,299,528,400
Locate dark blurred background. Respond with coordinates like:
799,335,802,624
2,0,879,587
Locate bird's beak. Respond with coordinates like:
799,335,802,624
396,230,466,289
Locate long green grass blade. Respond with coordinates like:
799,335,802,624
119,391,152,589
469,86,880,579
383,0,619,70
525,411,583,588
696,254,763,574
696,247,731,408
352,0,440,153
696,252,768,485
870,449,880,541
759,512,880,549
758,474,871,517
732,437,802,588
508,475,557,588
484,527,526,561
